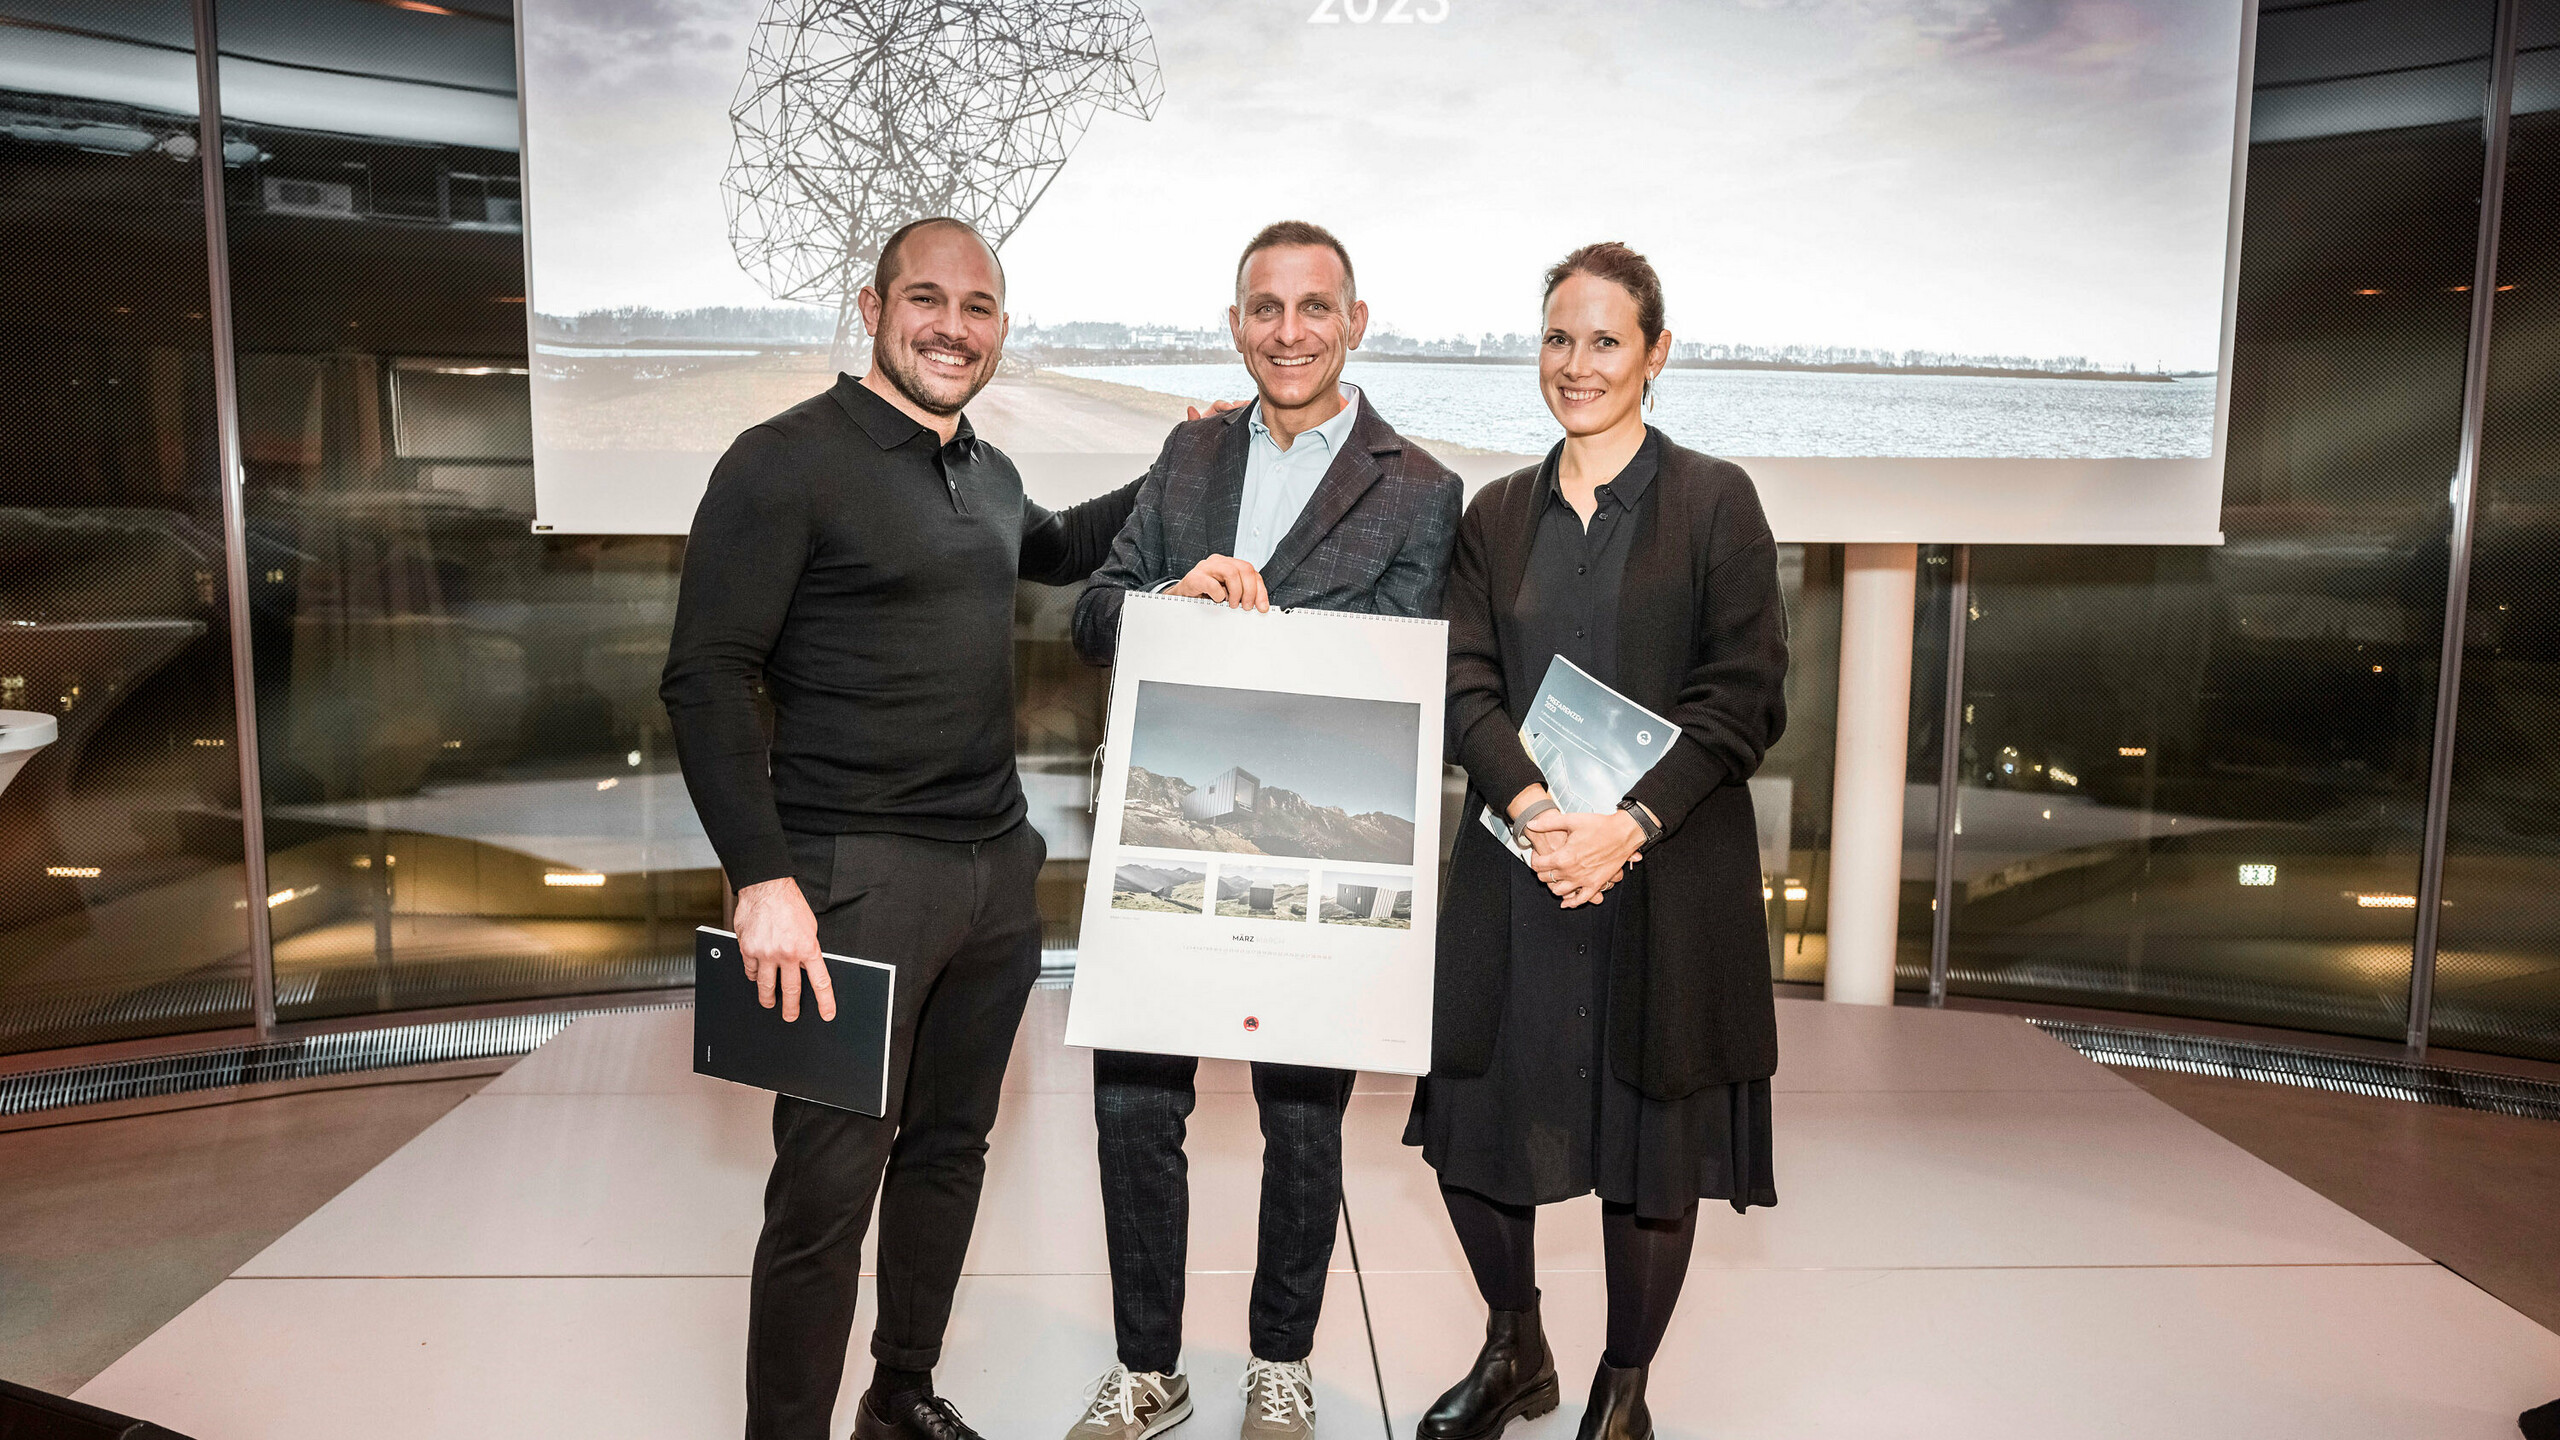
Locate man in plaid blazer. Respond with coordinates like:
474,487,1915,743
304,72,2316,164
1064,221,1462,1440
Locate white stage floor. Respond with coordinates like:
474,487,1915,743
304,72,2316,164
77,991,2560,1437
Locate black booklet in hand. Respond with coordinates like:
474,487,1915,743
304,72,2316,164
693,925,896,1117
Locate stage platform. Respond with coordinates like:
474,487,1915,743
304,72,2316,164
76,991,2560,1437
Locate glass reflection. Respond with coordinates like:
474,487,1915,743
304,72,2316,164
1763,544,1841,985
2436,0,2560,1063
8,0,2547,1067
1939,0,2495,1037
213,0,715,1021
0,0,251,1052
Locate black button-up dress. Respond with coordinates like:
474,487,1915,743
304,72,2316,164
1407,431,1777,1217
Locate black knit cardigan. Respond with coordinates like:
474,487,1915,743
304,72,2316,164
1434,435,1791,1098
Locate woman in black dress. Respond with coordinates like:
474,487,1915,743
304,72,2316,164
1405,243,1789,1440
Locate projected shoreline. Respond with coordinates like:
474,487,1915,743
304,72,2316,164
1054,361,2218,462
525,345,2216,464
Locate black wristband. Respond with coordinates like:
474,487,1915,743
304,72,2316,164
1618,796,1663,848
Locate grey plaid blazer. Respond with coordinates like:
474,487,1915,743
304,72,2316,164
1069,392,1463,663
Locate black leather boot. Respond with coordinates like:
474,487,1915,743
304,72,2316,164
852,1386,984,1440
1416,1299,1560,1440
1572,1361,1651,1440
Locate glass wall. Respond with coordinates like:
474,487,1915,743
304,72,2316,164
1014,581,1107,956
0,0,255,1052
2437,0,2560,1061
4,0,2557,1067
1764,545,1844,986
1937,0,2496,1039
213,0,718,1023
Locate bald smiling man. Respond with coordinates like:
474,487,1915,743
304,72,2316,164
662,216,1141,1440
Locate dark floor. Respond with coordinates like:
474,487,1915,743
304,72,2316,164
1,1048,2556,1403
0,1074,492,1396
2121,1066,2560,1336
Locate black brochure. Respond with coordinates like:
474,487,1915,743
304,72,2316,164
692,926,895,1117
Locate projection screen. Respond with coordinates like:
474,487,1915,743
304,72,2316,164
516,0,2253,544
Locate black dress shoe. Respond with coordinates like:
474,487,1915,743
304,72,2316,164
2521,1395,2560,1440
853,1387,984,1440
1572,1362,1651,1440
1417,1298,1560,1440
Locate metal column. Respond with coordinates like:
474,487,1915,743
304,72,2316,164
2408,0,2523,1058
1928,545,1970,1007
190,0,277,1037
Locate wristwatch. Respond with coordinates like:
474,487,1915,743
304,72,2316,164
1618,796,1663,849
1507,796,1558,847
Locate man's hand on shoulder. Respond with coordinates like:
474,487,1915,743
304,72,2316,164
1169,554,1270,611
1184,399,1249,421
735,876,834,1021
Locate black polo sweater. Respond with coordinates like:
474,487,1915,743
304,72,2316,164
660,376,1140,888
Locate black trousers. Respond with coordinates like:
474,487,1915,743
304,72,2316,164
745,824,1047,1440
1093,1050,1355,1374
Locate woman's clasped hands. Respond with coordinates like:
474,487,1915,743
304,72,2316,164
1522,806,1647,908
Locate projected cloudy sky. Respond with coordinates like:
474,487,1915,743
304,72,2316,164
524,0,2244,371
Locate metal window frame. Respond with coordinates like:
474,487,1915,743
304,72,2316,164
2408,0,2524,1058
191,0,277,1038
1928,545,1969,1008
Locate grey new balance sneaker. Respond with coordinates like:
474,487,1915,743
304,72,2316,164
1238,1358,1315,1440
1069,1365,1193,1440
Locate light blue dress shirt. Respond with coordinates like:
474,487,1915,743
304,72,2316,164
1232,383,1362,571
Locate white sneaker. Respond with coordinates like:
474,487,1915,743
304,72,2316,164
1238,1358,1315,1440
1070,1364,1193,1440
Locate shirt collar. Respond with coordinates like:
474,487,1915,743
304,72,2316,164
1249,383,1362,457
835,372,975,453
1539,427,1662,514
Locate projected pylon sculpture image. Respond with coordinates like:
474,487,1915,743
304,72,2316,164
723,0,1164,369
